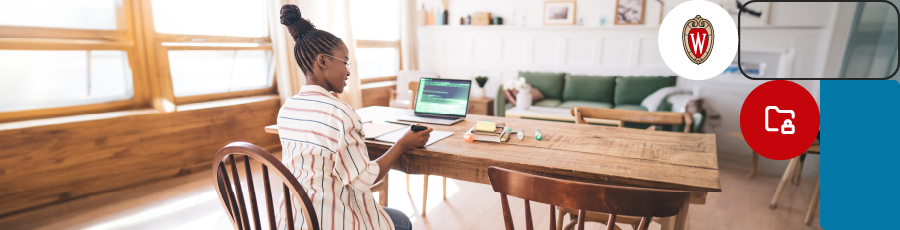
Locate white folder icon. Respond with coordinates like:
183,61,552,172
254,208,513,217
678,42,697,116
765,106,795,132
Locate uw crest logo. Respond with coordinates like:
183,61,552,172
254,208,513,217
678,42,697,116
682,15,714,65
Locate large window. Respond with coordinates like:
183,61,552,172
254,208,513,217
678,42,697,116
349,0,401,83
0,0,276,122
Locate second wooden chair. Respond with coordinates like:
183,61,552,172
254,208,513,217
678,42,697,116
407,81,446,216
488,166,690,230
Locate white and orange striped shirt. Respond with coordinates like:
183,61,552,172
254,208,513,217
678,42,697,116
275,85,393,230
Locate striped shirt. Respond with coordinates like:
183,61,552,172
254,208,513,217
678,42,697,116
275,85,394,230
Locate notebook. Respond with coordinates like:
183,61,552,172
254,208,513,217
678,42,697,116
374,127,454,147
362,122,408,140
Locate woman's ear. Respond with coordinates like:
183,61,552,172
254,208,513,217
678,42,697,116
316,54,327,69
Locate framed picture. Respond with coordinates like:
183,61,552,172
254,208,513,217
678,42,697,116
615,0,645,25
543,1,576,25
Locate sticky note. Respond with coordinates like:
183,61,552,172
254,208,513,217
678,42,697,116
475,121,496,132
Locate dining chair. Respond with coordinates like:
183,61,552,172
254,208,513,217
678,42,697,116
389,71,438,108
213,142,389,230
488,166,690,230
769,142,820,225
570,107,693,133
407,81,446,216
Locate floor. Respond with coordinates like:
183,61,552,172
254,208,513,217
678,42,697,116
0,152,822,230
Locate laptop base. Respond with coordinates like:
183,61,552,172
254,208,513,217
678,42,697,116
397,114,463,125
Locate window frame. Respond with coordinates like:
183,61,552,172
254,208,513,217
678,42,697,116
139,0,277,106
0,0,152,123
356,39,401,84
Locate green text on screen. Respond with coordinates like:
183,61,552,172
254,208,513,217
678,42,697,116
414,78,471,116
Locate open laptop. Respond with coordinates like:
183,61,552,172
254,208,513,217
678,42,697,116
398,78,472,125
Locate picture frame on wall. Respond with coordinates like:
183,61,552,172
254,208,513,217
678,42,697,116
615,0,645,25
543,1,576,25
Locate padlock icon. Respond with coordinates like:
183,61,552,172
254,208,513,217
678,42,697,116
780,119,795,134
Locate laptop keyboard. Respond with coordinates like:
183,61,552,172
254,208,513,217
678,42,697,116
415,114,458,120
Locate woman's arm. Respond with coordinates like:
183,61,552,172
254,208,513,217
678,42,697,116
372,127,433,182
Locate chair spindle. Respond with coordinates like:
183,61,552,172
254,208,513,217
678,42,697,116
605,214,617,230
524,199,534,230
284,185,294,230
638,216,652,230
577,209,586,230
243,156,262,230
549,205,556,230
263,165,276,230
500,194,515,230
220,162,244,230
229,155,252,230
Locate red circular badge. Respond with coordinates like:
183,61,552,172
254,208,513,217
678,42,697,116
740,80,820,160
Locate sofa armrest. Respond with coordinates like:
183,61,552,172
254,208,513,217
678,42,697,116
495,84,507,117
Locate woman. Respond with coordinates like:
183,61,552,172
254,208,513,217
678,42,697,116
275,4,431,230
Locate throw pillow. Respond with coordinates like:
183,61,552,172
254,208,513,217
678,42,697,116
640,86,690,112
503,84,545,106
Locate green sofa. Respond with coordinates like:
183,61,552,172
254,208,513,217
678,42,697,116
495,71,704,132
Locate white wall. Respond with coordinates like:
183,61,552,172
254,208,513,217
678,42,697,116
415,0,845,175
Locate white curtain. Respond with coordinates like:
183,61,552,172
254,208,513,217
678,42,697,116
399,0,419,70
270,0,363,109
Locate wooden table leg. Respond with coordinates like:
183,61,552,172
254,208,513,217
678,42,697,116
749,151,759,179
770,157,799,209
674,198,690,230
805,177,820,225
442,177,447,200
422,174,429,216
406,174,410,193
793,153,807,185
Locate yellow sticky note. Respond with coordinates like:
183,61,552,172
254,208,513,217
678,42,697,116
475,121,496,132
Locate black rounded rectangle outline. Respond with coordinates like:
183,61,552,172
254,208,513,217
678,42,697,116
739,0,899,80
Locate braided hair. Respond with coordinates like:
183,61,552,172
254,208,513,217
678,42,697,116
280,4,344,76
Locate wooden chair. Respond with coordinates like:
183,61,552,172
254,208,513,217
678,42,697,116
488,166,690,230
570,107,693,133
406,81,447,216
769,143,820,225
213,142,389,230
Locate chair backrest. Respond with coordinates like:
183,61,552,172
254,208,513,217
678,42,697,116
570,107,693,133
396,70,438,101
409,81,419,109
213,142,319,230
487,167,690,230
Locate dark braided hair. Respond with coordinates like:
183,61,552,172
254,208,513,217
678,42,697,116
280,4,344,76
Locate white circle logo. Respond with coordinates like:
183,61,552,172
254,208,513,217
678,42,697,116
659,0,737,80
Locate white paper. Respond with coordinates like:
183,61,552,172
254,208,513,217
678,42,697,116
375,127,454,147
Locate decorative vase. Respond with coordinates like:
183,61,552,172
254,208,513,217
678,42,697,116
516,87,532,110
472,87,485,98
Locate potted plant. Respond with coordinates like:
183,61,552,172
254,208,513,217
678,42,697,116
473,76,489,98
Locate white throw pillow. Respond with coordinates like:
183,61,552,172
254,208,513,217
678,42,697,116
641,86,690,112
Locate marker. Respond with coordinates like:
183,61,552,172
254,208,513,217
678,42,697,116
535,129,542,140
517,129,524,140
411,125,428,132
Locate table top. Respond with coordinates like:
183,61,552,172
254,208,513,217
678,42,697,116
267,106,721,192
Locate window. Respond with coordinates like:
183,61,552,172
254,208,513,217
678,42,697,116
148,0,275,104
349,0,401,83
0,0,140,122
0,0,278,122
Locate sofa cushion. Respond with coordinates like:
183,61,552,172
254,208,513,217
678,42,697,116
613,104,649,111
519,71,566,100
614,76,677,105
533,99,562,108
563,75,616,103
557,101,613,110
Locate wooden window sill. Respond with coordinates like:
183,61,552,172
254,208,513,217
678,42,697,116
0,95,280,131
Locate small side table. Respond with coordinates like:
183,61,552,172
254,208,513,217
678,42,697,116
467,97,494,116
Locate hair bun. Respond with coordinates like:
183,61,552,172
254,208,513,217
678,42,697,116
280,4,315,40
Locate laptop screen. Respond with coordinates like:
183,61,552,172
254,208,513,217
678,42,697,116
414,78,472,116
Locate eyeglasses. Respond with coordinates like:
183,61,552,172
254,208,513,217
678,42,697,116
323,54,352,72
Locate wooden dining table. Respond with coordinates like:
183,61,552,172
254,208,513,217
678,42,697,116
265,106,720,230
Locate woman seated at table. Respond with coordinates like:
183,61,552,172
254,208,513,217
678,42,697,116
275,5,432,230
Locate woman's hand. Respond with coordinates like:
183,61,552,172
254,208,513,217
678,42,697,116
395,125,433,151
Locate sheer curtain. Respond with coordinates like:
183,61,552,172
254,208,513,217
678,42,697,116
270,0,363,109
400,0,419,70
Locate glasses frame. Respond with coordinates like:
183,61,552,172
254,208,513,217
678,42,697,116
323,53,352,72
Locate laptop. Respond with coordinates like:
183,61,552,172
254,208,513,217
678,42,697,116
398,78,472,125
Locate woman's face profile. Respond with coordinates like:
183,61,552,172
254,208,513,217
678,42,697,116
324,44,350,93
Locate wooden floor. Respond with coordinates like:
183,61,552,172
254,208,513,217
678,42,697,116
0,152,822,230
